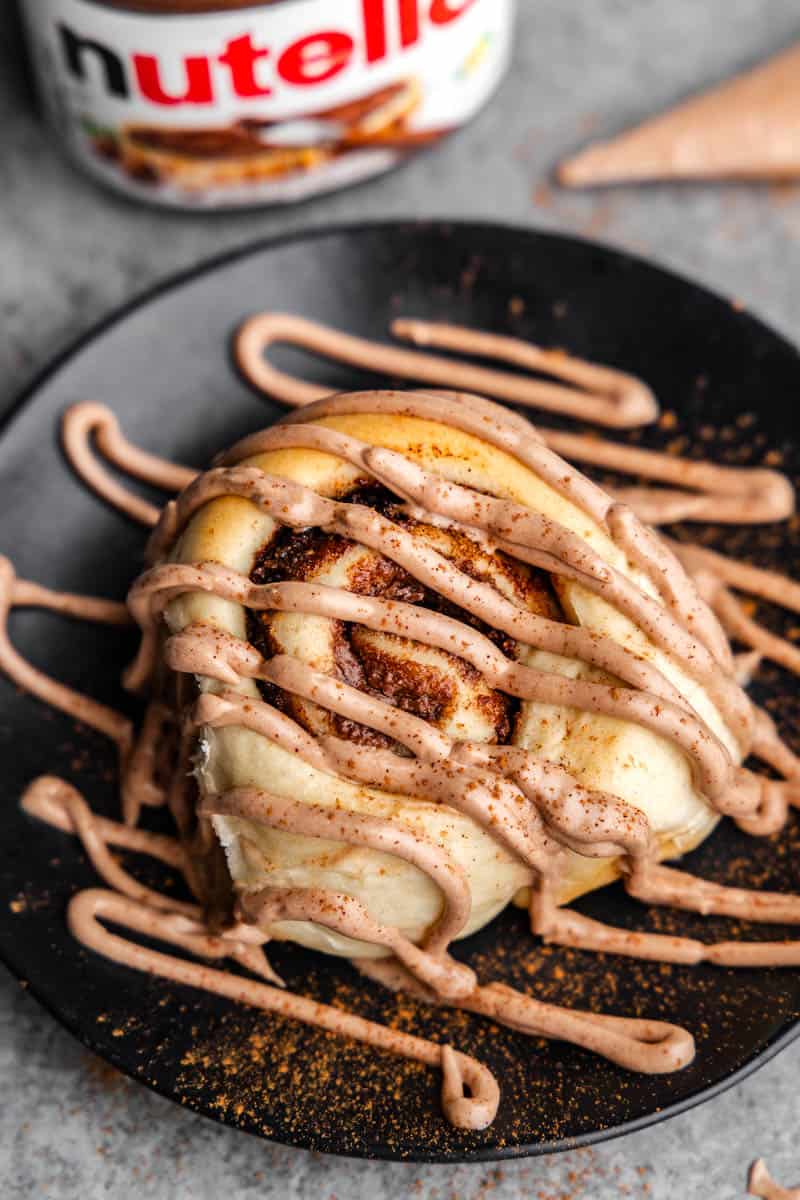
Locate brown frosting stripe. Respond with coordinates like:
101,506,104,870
21,776,282,985
202,786,475,971
62,402,195,527
192,692,554,873
674,541,800,679
193,689,650,862
0,556,133,768
233,314,793,524
67,886,500,1130
358,958,694,1075
545,427,794,525
237,884,477,1001
234,312,658,428
531,897,800,968
22,775,184,869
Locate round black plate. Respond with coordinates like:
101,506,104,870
2,221,800,1162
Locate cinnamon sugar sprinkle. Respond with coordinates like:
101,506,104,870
3,312,800,1139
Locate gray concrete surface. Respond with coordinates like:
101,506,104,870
3,1,800,1195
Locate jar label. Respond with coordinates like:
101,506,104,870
22,0,514,207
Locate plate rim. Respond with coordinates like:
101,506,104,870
3,217,800,1162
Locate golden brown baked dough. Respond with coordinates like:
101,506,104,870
164,402,734,958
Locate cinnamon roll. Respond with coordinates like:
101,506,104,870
131,390,749,967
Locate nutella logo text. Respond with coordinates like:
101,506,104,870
58,0,477,106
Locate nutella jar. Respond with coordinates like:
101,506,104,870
21,0,515,209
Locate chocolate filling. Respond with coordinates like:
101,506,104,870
248,483,561,750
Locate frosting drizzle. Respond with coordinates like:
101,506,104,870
5,312,800,1134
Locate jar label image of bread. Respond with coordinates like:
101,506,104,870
22,0,514,209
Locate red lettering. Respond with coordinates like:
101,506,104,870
277,32,354,86
398,0,420,47
124,0,465,109
429,0,476,24
218,34,271,98
132,54,213,105
362,0,387,62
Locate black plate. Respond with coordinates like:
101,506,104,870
2,221,800,1163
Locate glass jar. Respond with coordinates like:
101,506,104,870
21,0,516,209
